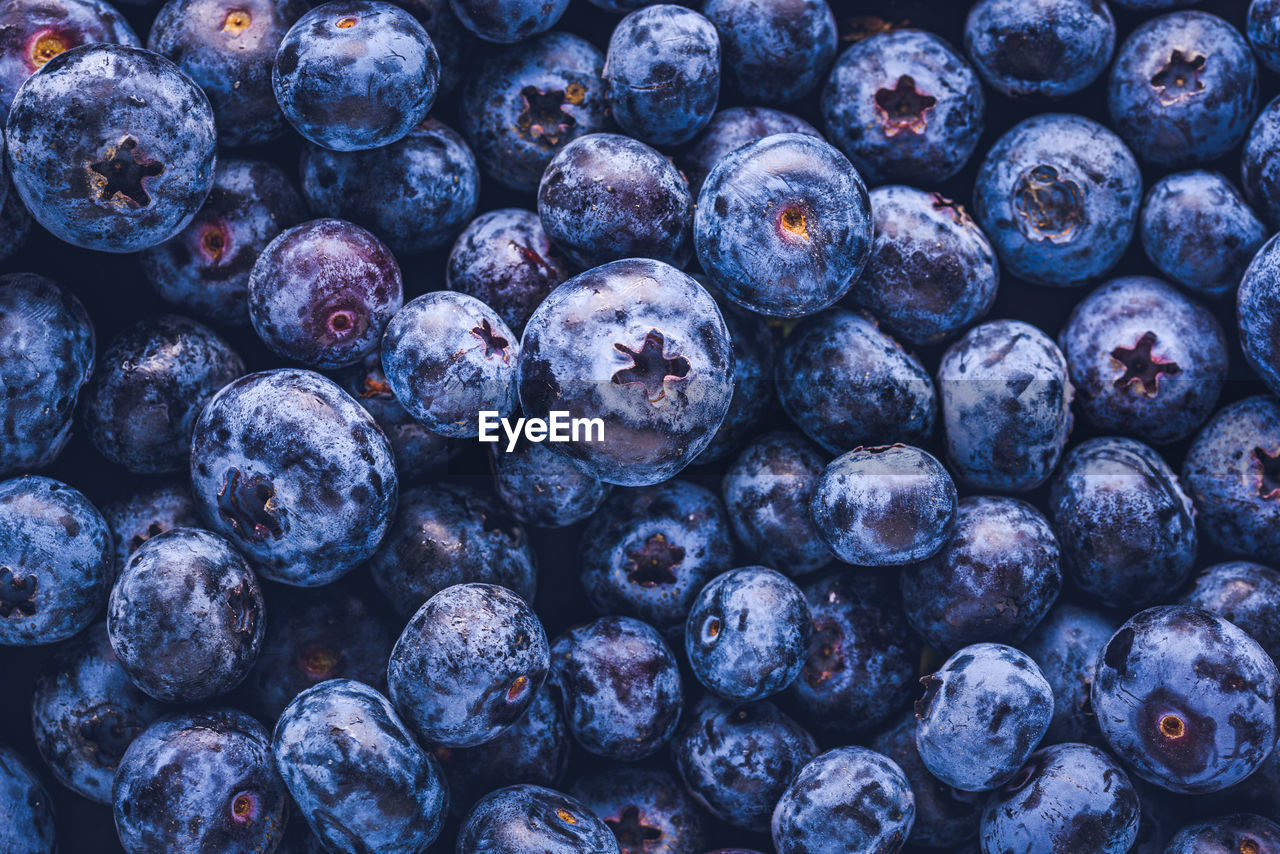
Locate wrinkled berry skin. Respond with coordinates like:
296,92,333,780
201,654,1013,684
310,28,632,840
491,439,611,528
0,746,55,854
382,291,518,438
721,431,835,576
549,616,682,760
695,133,871,318
603,5,719,147
460,32,607,193
0,273,94,477
517,258,734,487
83,316,243,475
1141,171,1266,299
901,496,1061,651
0,0,139,116
31,622,165,803
1181,561,1280,667
0,475,110,646
671,694,818,832
813,444,956,567
1250,0,1280,72
368,483,536,619
250,219,403,370
973,114,1141,288
939,319,1073,493
1108,12,1258,168
687,567,811,702
775,308,936,455
702,0,835,103
7,44,216,253
1094,606,1280,794
822,29,985,185
785,569,921,737
450,0,566,44
388,582,549,748
1182,396,1280,564
458,785,621,854
569,766,705,854
981,743,1140,854
273,679,448,853
845,186,998,347
244,582,395,721
102,480,198,583
678,106,819,198
1020,603,1119,747
189,369,398,586
446,208,571,334
579,479,733,627
149,0,307,146
1061,276,1227,445
1165,813,1280,853
1049,437,1197,609
108,528,265,703
272,0,438,151
1236,235,1280,401
300,118,479,256
771,746,914,854
965,0,1114,98
693,305,776,466
112,708,287,854
539,133,693,269
916,643,1054,792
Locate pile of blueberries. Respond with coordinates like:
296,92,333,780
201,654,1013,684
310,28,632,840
10,0,1280,850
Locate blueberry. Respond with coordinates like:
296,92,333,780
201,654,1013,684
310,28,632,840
1060,276,1227,444
670,694,818,832
1181,561,1280,667
0,475,110,646
915,643,1054,792
579,479,733,627
367,483,536,619
1236,235,1280,401
83,316,243,475
677,106,819,198
457,784,620,853
0,273,94,477
812,444,956,567
1165,813,1280,853
1140,170,1267,299
140,158,308,327
388,582,549,747
249,218,404,370
721,431,835,577
450,0,566,44
972,114,1141,287
0,176,33,262
822,29,985,184
5,44,216,253
1048,437,1197,608
692,302,778,466
272,0,439,150
694,133,872,317
1249,0,1280,73
568,766,705,854
548,615,682,760
938,319,1073,492
965,0,1115,98
112,708,287,854
394,0,475,95
299,118,480,256
981,743,1141,854
0,746,56,854
101,481,198,584
901,495,1061,651
1019,603,1119,747
702,0,835,103
1242,96,1280,228
31,622,164,803
1093,606,1279,793
272,679,448,853
446,208,571,334
603,5,719,147
1108,11,1258,167
381,291,519,438
517,258,734,487
844,186,999,347
491,438,612,528
189,368,398,586
776,309,936,454
148,0,307,146
784,569,921,737
771,746,915,854
460,31,607,193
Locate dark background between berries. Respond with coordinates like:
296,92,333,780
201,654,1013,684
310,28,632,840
0,0,1268,850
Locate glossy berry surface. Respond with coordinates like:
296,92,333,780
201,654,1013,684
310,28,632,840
1019,603,1118,746
702,0,835,104
678,106,819,198
457,784,620,854
1238,233,1280,400
101,481,198,583
964,0,1114,98
1164,813,1280,854
449,0,567,44
1180,561,1280,667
